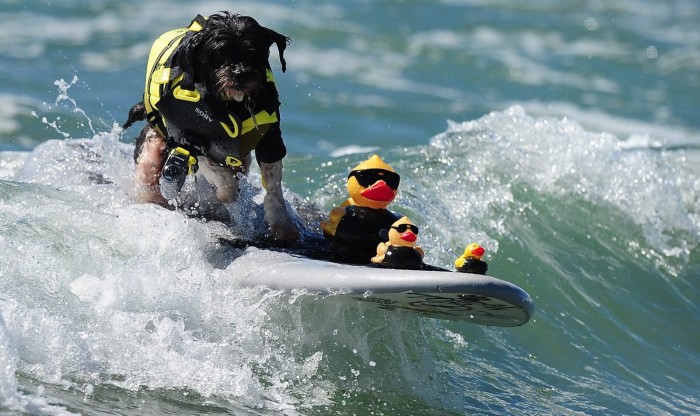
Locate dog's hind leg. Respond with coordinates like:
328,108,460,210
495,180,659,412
133,126,168,205
260,160,299,242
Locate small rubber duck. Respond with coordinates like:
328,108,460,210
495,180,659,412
371,216,425,269
454,243,489,274
321,154,402,262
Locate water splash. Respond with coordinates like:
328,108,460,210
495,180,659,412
29,75,97,140
32,112,70,138
54,75,96,136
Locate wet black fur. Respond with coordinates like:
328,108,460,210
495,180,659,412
123,12,290,162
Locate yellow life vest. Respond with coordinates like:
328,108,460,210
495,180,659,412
143,15,280,164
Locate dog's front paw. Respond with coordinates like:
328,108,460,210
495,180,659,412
264,193,300,243
133,184,169,207
269,219,300,244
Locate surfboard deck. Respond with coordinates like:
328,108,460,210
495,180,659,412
228,239,534,327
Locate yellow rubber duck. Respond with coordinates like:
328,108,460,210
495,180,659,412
321,154,402,262
343,154,399,209
454,243,488,274
371,216,425,269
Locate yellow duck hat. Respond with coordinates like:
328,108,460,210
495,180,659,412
351,154,395,172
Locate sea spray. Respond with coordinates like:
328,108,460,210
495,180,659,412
29,75,97,142
54,76,96,137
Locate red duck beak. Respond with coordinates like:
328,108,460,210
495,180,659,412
471,246,485,257
400,232,417,243
360,180,395,201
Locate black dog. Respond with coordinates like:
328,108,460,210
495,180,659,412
123,12,298,242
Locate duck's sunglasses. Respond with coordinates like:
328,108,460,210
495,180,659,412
348,169,400,189
392,224,419,234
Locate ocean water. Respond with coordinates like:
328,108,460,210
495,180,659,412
1,0,699,415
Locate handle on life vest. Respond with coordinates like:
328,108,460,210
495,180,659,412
173,86,201,102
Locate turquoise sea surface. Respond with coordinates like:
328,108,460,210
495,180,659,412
0,0,698,414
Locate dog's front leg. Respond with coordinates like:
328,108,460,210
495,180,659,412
260,160,299,242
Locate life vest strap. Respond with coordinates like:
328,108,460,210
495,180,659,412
189,14,206,31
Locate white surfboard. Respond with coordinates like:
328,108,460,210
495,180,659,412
233,247,534,327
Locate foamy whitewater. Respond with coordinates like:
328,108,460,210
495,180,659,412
1,0,699,415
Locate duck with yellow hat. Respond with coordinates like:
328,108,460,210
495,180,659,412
321,154,403,263
454,243,489,275
371,216,426,270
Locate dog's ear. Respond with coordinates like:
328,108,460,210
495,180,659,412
264,28,291,72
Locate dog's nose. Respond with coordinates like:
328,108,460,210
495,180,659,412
234,72,251,84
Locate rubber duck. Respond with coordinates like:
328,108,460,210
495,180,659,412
321,154,402,262
343,154,400,209
371,216,425,269
454,243,489,274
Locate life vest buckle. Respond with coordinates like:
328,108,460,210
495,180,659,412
225,156,243,168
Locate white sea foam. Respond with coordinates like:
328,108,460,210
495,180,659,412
0,312,78,416
428,106,699,261
0,315,19,408
0,127,436,412
0,135,326,411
